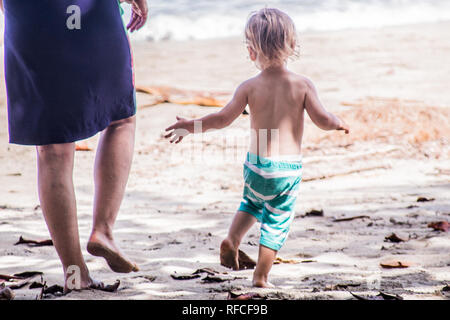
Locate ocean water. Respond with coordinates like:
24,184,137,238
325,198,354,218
1,0,450,42
125,0,450,41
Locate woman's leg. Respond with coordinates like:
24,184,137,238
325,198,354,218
37,143,93,290
87,116,138,273
220,211,258,270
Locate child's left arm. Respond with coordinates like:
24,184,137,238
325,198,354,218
165,81,249,144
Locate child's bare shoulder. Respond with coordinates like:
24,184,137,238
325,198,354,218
287,71,315,92
235,76,260,95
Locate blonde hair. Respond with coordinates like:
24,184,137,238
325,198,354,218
245,8,299,68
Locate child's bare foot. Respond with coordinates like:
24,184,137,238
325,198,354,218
87,231,139,273
252,279,275,288
252,272,275,288
220,239,239,270
220,239,257,270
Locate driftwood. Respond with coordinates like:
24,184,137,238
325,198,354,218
333,215,370,222
136,85,229,108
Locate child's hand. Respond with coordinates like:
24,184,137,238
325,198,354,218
165,116,194,144
337,117,350,134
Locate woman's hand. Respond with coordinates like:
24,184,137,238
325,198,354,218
121,0,148,33
0,0,4,13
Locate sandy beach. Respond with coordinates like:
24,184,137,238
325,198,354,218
0,21,449,300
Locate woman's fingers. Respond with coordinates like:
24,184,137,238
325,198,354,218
135,16,147,31
127,13,141,32
127,12,137,30
123,0,149,32
132,3,142,16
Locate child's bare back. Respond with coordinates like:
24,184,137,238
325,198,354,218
236,67,348,158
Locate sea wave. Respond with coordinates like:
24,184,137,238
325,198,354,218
1,1,450,42
122,0,450,41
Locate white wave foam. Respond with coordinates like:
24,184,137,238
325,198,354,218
123,0,450,41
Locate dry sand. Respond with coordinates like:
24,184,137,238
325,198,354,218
0,22,449,300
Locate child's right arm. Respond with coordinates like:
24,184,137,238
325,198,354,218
304,78,349,134
165,81,250,144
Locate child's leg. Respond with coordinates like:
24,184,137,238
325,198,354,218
253,244,277,288
220,211,257,270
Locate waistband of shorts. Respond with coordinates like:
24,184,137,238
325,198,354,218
246,152,302,169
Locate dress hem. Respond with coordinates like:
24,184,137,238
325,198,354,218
8,110,137,146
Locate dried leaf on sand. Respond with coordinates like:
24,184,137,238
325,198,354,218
13,271,44,278
0,287,15,300
7,280,30,290
43,284,64,295
100,280,121,293
14,236,53,247
0,274,23,281
201,275,241,283
273,257,299,265
193,268,220,276
304,209,324,217
384,233,408,243
75,142,93,152
228,291,264,300
428,221,449,232
380,260,411,269
325,283,361,291
349,291,403,300
228,291,293,300
417,197,435,202
170,273,201,280
237,250,256,270
0,271,43,282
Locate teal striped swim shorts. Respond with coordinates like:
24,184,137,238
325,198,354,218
238,153,303,251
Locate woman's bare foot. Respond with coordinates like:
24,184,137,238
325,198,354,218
64,276,120,294
220,239,257,270
64,274,102,294
87,231,139,273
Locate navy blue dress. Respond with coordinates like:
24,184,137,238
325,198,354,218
3,0,136,145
